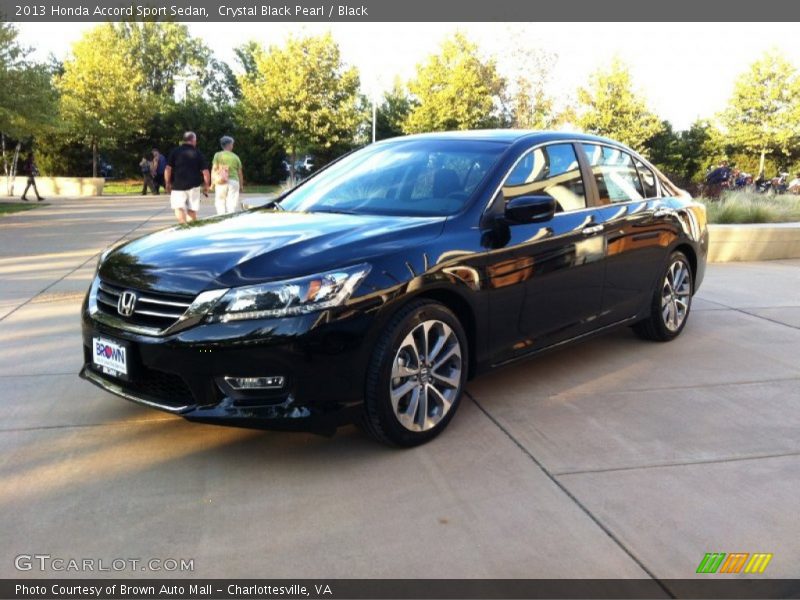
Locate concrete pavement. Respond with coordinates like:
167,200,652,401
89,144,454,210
0,196,798,583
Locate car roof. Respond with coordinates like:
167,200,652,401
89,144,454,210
377,129,631,149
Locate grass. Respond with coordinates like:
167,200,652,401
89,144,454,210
102,179,282,196
698,192,800,224
0,201,48,215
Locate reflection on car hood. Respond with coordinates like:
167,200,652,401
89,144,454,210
99,210,446,295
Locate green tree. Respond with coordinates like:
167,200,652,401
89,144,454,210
645,120,725,187
238,33,361,182
203,57,241,104
643,121,679,172
404,32,505,133
114,23,239,105
510,72,556,130
114,22,208,99
376,79,412,140
679,120,727,183
721,50,800,175
234,41,262,81
56,24,146,177
503,40,558,129
0,23,57,192
575,58,664,153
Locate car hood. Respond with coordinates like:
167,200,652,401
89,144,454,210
99,210,446,295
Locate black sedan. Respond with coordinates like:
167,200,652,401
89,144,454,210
80,131,708,446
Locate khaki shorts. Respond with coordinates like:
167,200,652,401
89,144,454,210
214,179,241,215
170,187,202,212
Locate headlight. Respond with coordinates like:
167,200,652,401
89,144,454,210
207,264,371,322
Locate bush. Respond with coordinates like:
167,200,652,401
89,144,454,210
698,192,800,224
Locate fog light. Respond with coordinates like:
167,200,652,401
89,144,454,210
225,376,285,390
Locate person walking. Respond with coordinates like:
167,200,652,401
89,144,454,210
20,152,44,202
151,148,167,194
139,155,155,195
211,135,244,215
164,132,209,224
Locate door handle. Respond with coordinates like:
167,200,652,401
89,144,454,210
581,225,604,235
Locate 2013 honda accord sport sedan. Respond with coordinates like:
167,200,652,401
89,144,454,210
80,131,708,446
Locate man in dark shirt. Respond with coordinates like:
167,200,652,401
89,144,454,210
705,161,730,184
164,131,210,224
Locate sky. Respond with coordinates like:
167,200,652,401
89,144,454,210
14,21,800,131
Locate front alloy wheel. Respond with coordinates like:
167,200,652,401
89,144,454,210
390,320,462,432
363,300,468,446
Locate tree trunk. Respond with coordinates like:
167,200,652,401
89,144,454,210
759,150,766,178
92,139,98,178
372,97,377,143
1,132,8,196
11,143,20,194
289,149,297,187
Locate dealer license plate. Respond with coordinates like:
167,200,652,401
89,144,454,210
92,337,129,379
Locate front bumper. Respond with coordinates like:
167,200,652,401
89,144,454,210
80,305,375,433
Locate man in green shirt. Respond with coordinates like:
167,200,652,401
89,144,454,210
212,136,244,214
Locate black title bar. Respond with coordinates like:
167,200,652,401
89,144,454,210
3,0,800,21
3,579,800,599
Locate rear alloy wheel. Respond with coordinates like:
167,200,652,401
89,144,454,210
634,251,693,341
363,301,467,446
661,258,692,332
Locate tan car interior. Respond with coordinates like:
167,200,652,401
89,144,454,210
502,147,587,212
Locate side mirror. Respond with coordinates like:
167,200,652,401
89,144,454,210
505,195,556,224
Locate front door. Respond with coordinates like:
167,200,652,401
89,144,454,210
484,142,606,364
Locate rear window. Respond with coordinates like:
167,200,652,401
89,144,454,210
635,158,658,198
658,174,681,197
582,144,644,204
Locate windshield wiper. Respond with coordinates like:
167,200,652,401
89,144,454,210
261,198,283,210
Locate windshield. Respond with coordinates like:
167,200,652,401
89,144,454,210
279,139,507,217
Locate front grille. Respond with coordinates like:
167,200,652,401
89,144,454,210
96,279,194,332
128,366,195,407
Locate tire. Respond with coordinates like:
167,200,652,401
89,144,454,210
362,300,468,446
634,250,694,342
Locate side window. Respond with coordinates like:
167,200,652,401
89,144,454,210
635,158,658,198
502,143,587,212
582,144,644,204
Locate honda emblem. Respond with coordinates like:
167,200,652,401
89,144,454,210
117,290,137,317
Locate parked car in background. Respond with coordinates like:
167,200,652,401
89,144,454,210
294,155,315,176
100,161,113,179
91,158,114,179
81,131,708,446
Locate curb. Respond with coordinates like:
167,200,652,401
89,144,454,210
2,176,105,197
708,223,800,262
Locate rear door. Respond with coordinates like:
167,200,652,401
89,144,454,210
579,144,673,323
